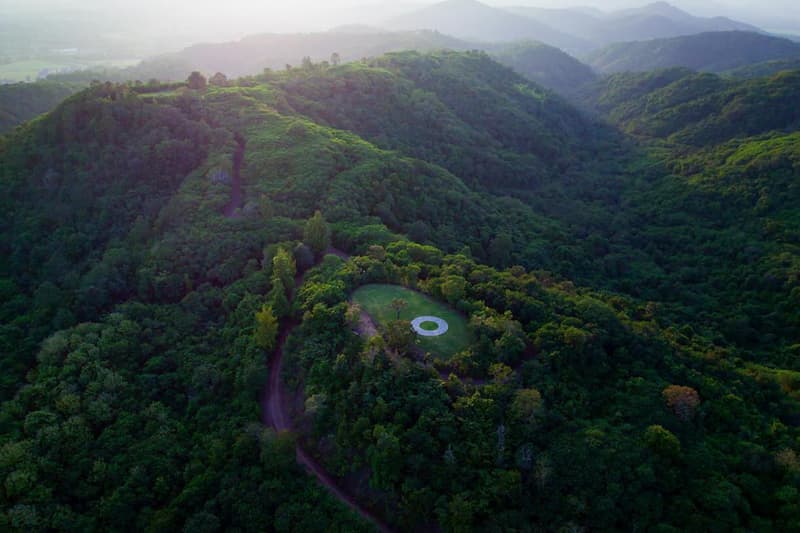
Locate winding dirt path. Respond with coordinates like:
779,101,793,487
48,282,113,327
260,251,392,533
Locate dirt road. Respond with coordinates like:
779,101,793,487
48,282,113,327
259,251,392,532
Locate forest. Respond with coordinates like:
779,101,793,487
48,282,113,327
1,47,799,531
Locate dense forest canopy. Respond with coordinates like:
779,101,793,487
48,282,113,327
586,31,800,74
1,44,799,531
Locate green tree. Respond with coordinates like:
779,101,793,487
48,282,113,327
644,425,681,458
510,388,543,423
254,304,279,351
488,233,513,268
385,319,414,354
269,281,291,319
187,71,207,90
209,72,228,87
272,248,297,295
330,52,341,66
389,298,408,319
303,210,331,257
441,275,466,304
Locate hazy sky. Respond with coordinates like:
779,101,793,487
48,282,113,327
2,0,798,48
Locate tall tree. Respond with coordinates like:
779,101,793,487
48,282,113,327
304,210,331,257
389,298,408,319
269,280,291,319
663,385,701,422
272,248,297,296
187,71,207,90
254,304,279,351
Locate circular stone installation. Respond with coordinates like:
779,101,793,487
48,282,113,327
411,316,449,337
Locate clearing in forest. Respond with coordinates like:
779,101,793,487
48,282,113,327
351,284,471,360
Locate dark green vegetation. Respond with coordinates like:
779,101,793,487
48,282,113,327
351,284,471,360
726,57,800,79
489,41,597,95
0,81,80,134
586,68,800,144
1,49,799,530
586,30,800,74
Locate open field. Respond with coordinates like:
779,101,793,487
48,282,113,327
0,58,140,83
351,284,471,360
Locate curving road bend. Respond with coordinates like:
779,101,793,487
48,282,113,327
260,253,392,533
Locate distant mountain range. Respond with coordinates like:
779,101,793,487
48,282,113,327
586,31,800,74
385,0,760,53
386,0,590,52
160,30,472,78
507,0,758,47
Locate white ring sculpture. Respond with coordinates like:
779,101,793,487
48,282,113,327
411,316,449,337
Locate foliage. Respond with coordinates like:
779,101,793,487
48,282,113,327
490,41,596,96
586,31,800,74
662,385,701,422
0,81,79,134
1,49,799,532
303,210,331,257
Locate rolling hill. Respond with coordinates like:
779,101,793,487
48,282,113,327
0,80,80,134
0,29,598,134
1,50,799,532
586,30,800,73
164,29,472,78
386,0,590,52
489,41,597,95
586,67,800,144
507,1,759,48
725,57,800,78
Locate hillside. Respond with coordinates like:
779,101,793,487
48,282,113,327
509,1,758,48
587,68,800,144
1,52,799,531
489,41,597,95
166,30,472,79
274,51,593,192
725,57,800,78
587,31,800,73
0,81,80,134
580,66,800,369
386,0,589,52
0,31,597,143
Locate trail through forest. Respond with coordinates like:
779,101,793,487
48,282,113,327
260,250,392,533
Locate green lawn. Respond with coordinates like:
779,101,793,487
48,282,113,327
352,284,471,360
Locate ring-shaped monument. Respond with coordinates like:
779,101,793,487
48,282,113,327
411,316,449,337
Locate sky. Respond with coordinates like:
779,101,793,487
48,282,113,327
1,0,798,50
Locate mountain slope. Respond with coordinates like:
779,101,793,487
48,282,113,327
587,68,800,144
386,0,589,52
587,31,800,73
508,2,759,48
274,50,593,191
489,41,597,95
169,30,472,78
725,57,800,78
1,51,799,532
0,81,80,134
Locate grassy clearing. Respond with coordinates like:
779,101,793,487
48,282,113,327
352,284,471,360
